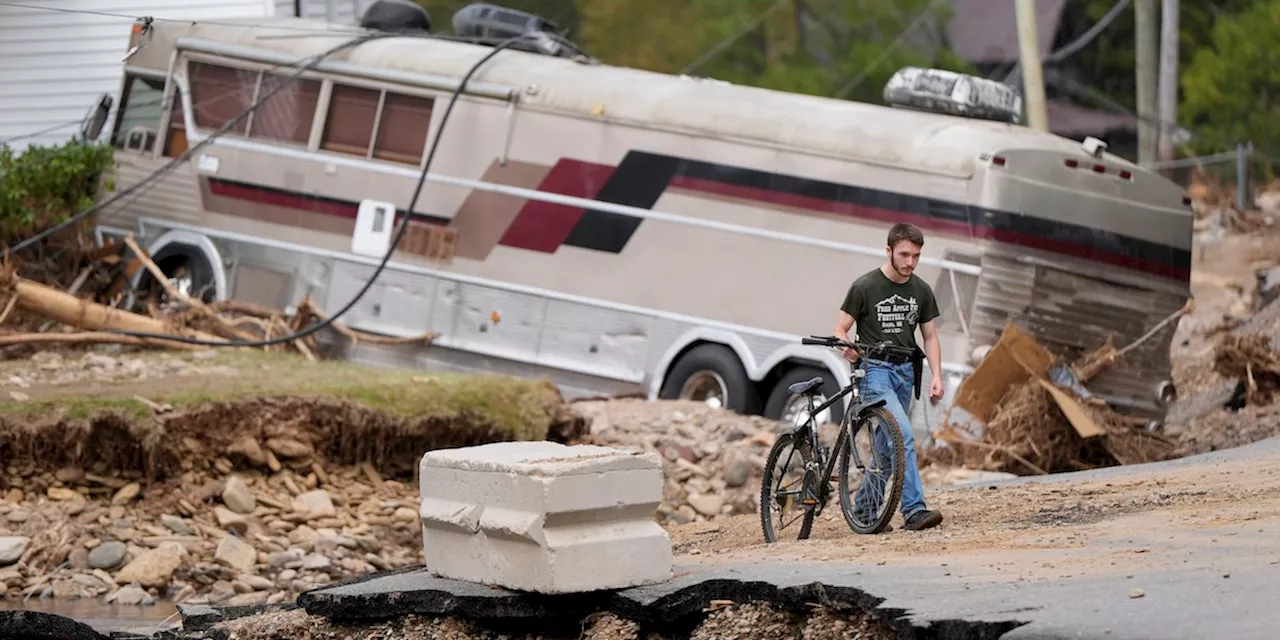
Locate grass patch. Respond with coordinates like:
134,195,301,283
0,349,588,480
1,349,568,441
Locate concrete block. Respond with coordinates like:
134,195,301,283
417,441,671,594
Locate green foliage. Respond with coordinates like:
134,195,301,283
1055,0,1256,112
1180,0,1280,178
414,0,971,103
0,138,115,240
575,0,973,103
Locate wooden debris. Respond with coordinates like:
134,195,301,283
931,306,1189,475
0,232,439,360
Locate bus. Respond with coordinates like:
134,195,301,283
91,7,1193,440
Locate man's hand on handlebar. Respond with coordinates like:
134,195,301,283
841,346,860,363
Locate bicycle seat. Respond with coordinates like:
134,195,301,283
788,376,825,396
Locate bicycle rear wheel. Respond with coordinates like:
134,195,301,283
760,431,815,542
837,405,905,534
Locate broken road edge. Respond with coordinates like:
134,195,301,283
0,564,1027,640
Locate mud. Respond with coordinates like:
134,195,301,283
0,393,587,489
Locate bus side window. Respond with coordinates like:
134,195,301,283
164,88,188,158
110,75,166,154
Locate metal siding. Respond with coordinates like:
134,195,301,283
539,301,655,382
0,0,274,152
97,163,204,230
432,279,548,363
324,260,437,337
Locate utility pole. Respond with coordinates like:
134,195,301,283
1015,0,1048,131
1157,0,1180,166
1135,0,1159,164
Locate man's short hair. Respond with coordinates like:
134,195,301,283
887,222,925,249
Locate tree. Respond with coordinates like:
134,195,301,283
575,0,973,103
1180,0,1280,178
1049,0,1255,117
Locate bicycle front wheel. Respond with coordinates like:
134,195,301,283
837,405,905,534
759,431,815,542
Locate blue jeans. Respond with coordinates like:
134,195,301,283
851,358,928,518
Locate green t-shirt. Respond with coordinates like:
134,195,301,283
839,268,940,353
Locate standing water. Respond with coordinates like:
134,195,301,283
0,597,180,635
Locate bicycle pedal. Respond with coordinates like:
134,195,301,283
801,498,817,505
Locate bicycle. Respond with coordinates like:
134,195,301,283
759,335,912,542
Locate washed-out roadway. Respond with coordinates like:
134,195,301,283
658,435,1280,639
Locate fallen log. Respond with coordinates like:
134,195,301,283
0,268,225,347
0,331,206,350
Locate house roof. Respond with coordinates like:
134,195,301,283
946,0,1069,63
1046,100,1138,137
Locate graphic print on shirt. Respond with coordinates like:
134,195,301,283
873,294,920,336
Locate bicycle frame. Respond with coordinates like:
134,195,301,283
794,367,886,508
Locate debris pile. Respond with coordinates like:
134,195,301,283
1173,331,1280,455
1212,333,1280,404
1188,170,1278,235
928,323,1180,476
570,399,779,525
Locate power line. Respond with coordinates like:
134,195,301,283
92,34,544,348
2,11,587,348
1001,0,1131,84
3,32,397,259
0,119,87,146
0,1,367,34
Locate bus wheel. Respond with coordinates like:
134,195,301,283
659,343,760,414
764,366,843,426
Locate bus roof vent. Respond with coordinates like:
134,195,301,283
359,0,431,32
451,3,579,58
883,67,1022,125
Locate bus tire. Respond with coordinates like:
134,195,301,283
659,343,760,414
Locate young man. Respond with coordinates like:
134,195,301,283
832,222,945,532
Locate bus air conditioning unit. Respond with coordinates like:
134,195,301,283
451,3,572,58
883,67,1023,125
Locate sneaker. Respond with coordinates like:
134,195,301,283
902,509,943,531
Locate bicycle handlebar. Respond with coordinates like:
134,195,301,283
800,335,916,360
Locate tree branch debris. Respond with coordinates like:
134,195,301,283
0,233,436,359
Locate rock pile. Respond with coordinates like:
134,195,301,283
0,462,422,606
571,399,783,526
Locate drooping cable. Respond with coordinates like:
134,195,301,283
3,31,395,258
82,33,540,348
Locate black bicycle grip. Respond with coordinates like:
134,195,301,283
800,337,827,345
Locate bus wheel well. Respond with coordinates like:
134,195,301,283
758,359,845,423
132,242,221,305
658,340,761,415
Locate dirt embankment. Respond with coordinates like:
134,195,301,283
0,349,588,607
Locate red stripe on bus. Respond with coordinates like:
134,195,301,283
497,159,616,253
